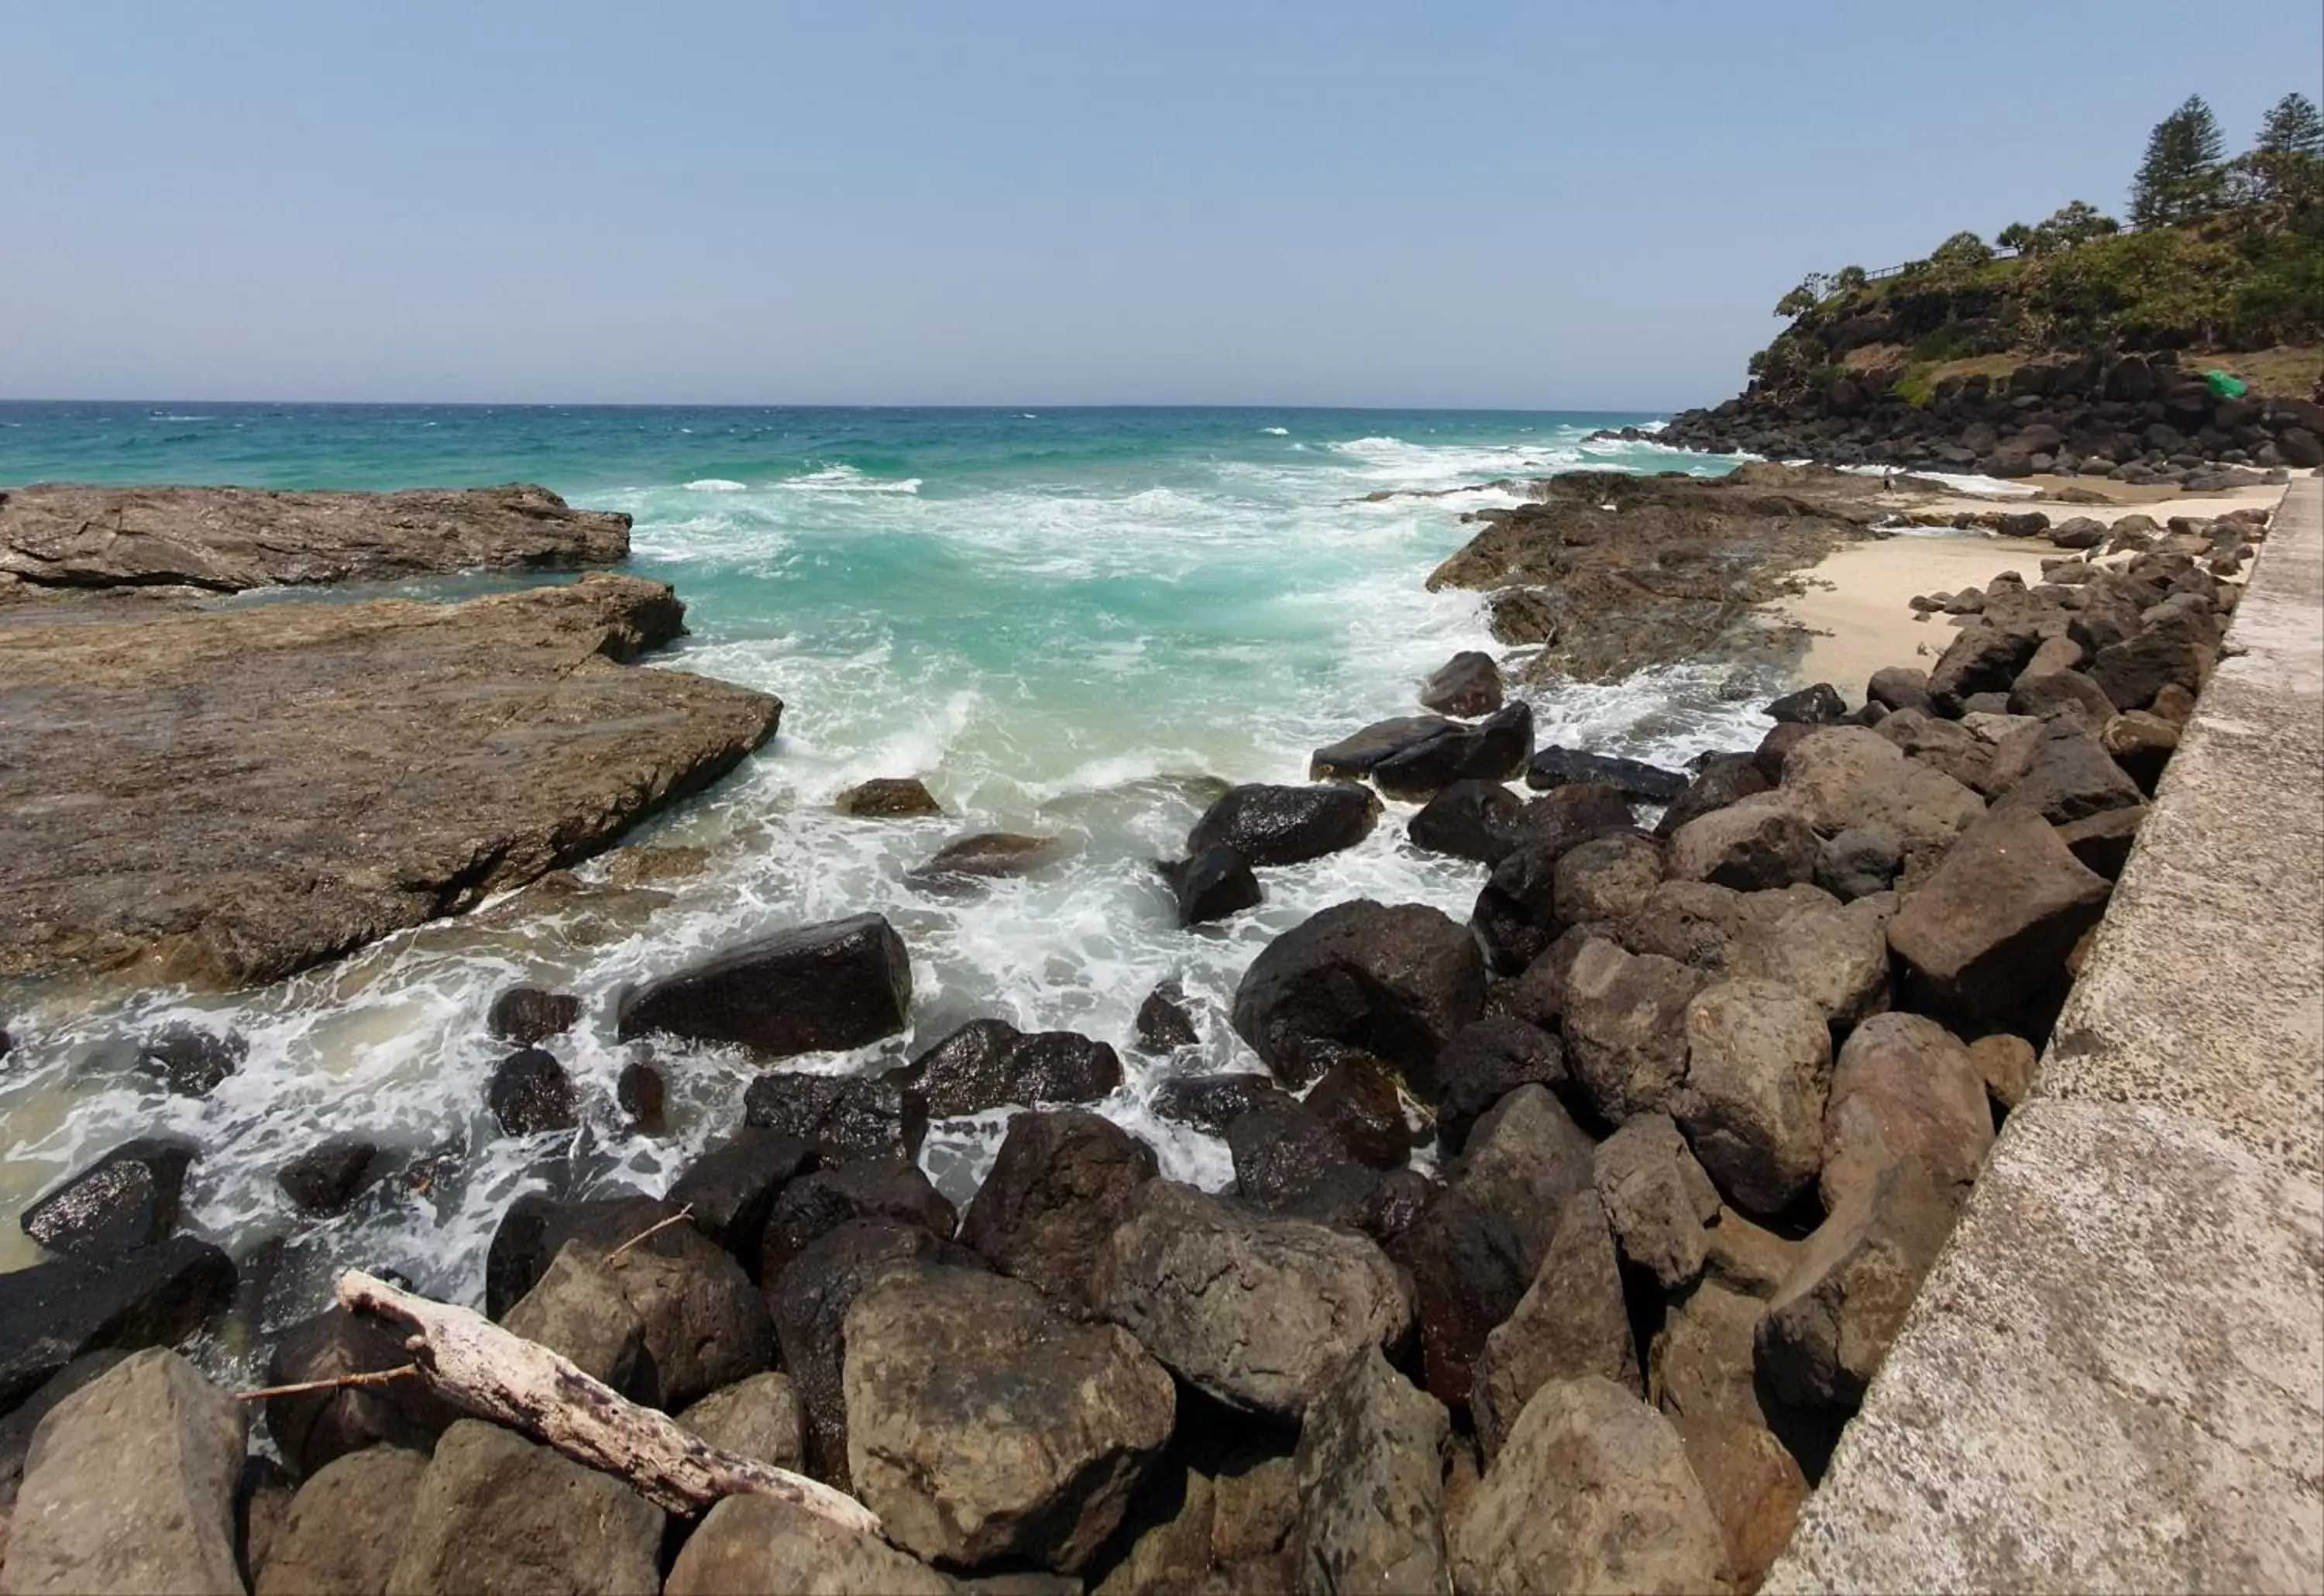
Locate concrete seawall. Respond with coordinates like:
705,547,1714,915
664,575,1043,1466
1768,477,2324,1594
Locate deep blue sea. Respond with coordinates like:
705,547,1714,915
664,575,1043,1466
0,403,1758,1323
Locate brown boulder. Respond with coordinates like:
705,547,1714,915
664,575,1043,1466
1229,900,1485,1092
1886,808,2110,1021
1821,1012,1995,1209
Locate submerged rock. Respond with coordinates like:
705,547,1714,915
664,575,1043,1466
744,1068,927,1165
485,986,582,1047
835,776,944,817
1309,704,1533,800
1133,979,1201,1052
617,913,913,1059
275,1137,383,1218
486,1047,579,1137
136,1027,247,1097
1157,845,1263,926
908,832,1067,889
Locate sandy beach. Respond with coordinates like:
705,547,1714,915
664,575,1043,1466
1776,475,2300,693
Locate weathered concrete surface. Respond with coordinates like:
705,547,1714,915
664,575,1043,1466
0,482,629,594
0,575,780,989
1768,477,2324,1594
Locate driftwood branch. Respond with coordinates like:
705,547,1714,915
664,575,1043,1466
335,1268,882,1536
607,1203,694,1262
235,1364,419,1403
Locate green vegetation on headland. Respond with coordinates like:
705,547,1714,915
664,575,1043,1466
1752,92,2324,402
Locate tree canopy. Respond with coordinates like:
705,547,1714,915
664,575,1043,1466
2130,95,2229,228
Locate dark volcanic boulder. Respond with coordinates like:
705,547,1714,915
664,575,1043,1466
667,1128,819,1268
1927,625,2043,716
1866,666,1935,716
759,1161,958,1286
1469,793,1638,975
1988,714,2145,824
275,1137,382,1218
1227,1102,1382,1225
1230,900,1487,1093
1434,1017,1566,1154
0,1238,236,1415
1526,746,1690,803
1158,846,1263,926
1665,795,1818,892
1187,783,1381,867
1150,1072,1292,1136
486,1193,672,1318
743,1068,927,1164
897,1019,1122,1117
20,1138,198,1257
1470,1192,1639,1462
1306,1054,1411,1170
769,1219,986,1486
958,1109,1158,1317
486,986,582,1046
1312,704,1534,800
256,1443,428,1596
487,1047,579,1136
1764,682,1846,724
1419,651,1505,717
1886,807,2111,1022
1407,779,1526,865
617,1060,668,1132
617,914,912,1059
1133,979,1202,1051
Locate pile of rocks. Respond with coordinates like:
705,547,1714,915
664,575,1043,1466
0,487,2253,1595
1654,348,2322,485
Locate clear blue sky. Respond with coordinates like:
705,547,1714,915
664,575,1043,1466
5,1,2318,409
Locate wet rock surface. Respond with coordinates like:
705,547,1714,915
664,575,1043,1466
617,913,912,1059
1230,899,1485,1093
1291,1347,1450,1596
1185,783,1380,866
0,575,779,987
19,1139,198,1257
0,1238,236,1414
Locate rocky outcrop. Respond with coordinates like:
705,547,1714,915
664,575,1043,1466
0,482,629,594
617,914,912,1059
1419,650,1504,717
1095,1181,1412,1419
834,776,943,817
1426,466,1879,682
1660,346,2320,484
0,575,779,986
18,1139,197,1257
0,1350,244,1596
1470,1192,1640,1462
844,1267,1175,1572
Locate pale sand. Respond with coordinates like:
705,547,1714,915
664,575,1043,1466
1776,477,2301,695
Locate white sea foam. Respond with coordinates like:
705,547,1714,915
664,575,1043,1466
682,478,748,492
1260,426,1290,435
779,465,923,494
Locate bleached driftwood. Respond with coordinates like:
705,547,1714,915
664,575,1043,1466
335,1268,882,1536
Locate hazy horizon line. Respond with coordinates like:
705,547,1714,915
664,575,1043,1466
0,396,1682,417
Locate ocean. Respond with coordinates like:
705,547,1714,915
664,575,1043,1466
0,402,1765,1338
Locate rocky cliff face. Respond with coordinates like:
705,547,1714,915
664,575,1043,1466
0,575,779,988
1661,348,2323,485
0,482,631,594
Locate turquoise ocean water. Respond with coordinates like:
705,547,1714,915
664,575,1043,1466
0,403,1758,1324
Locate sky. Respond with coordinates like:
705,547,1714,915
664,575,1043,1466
4,1,2319,410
